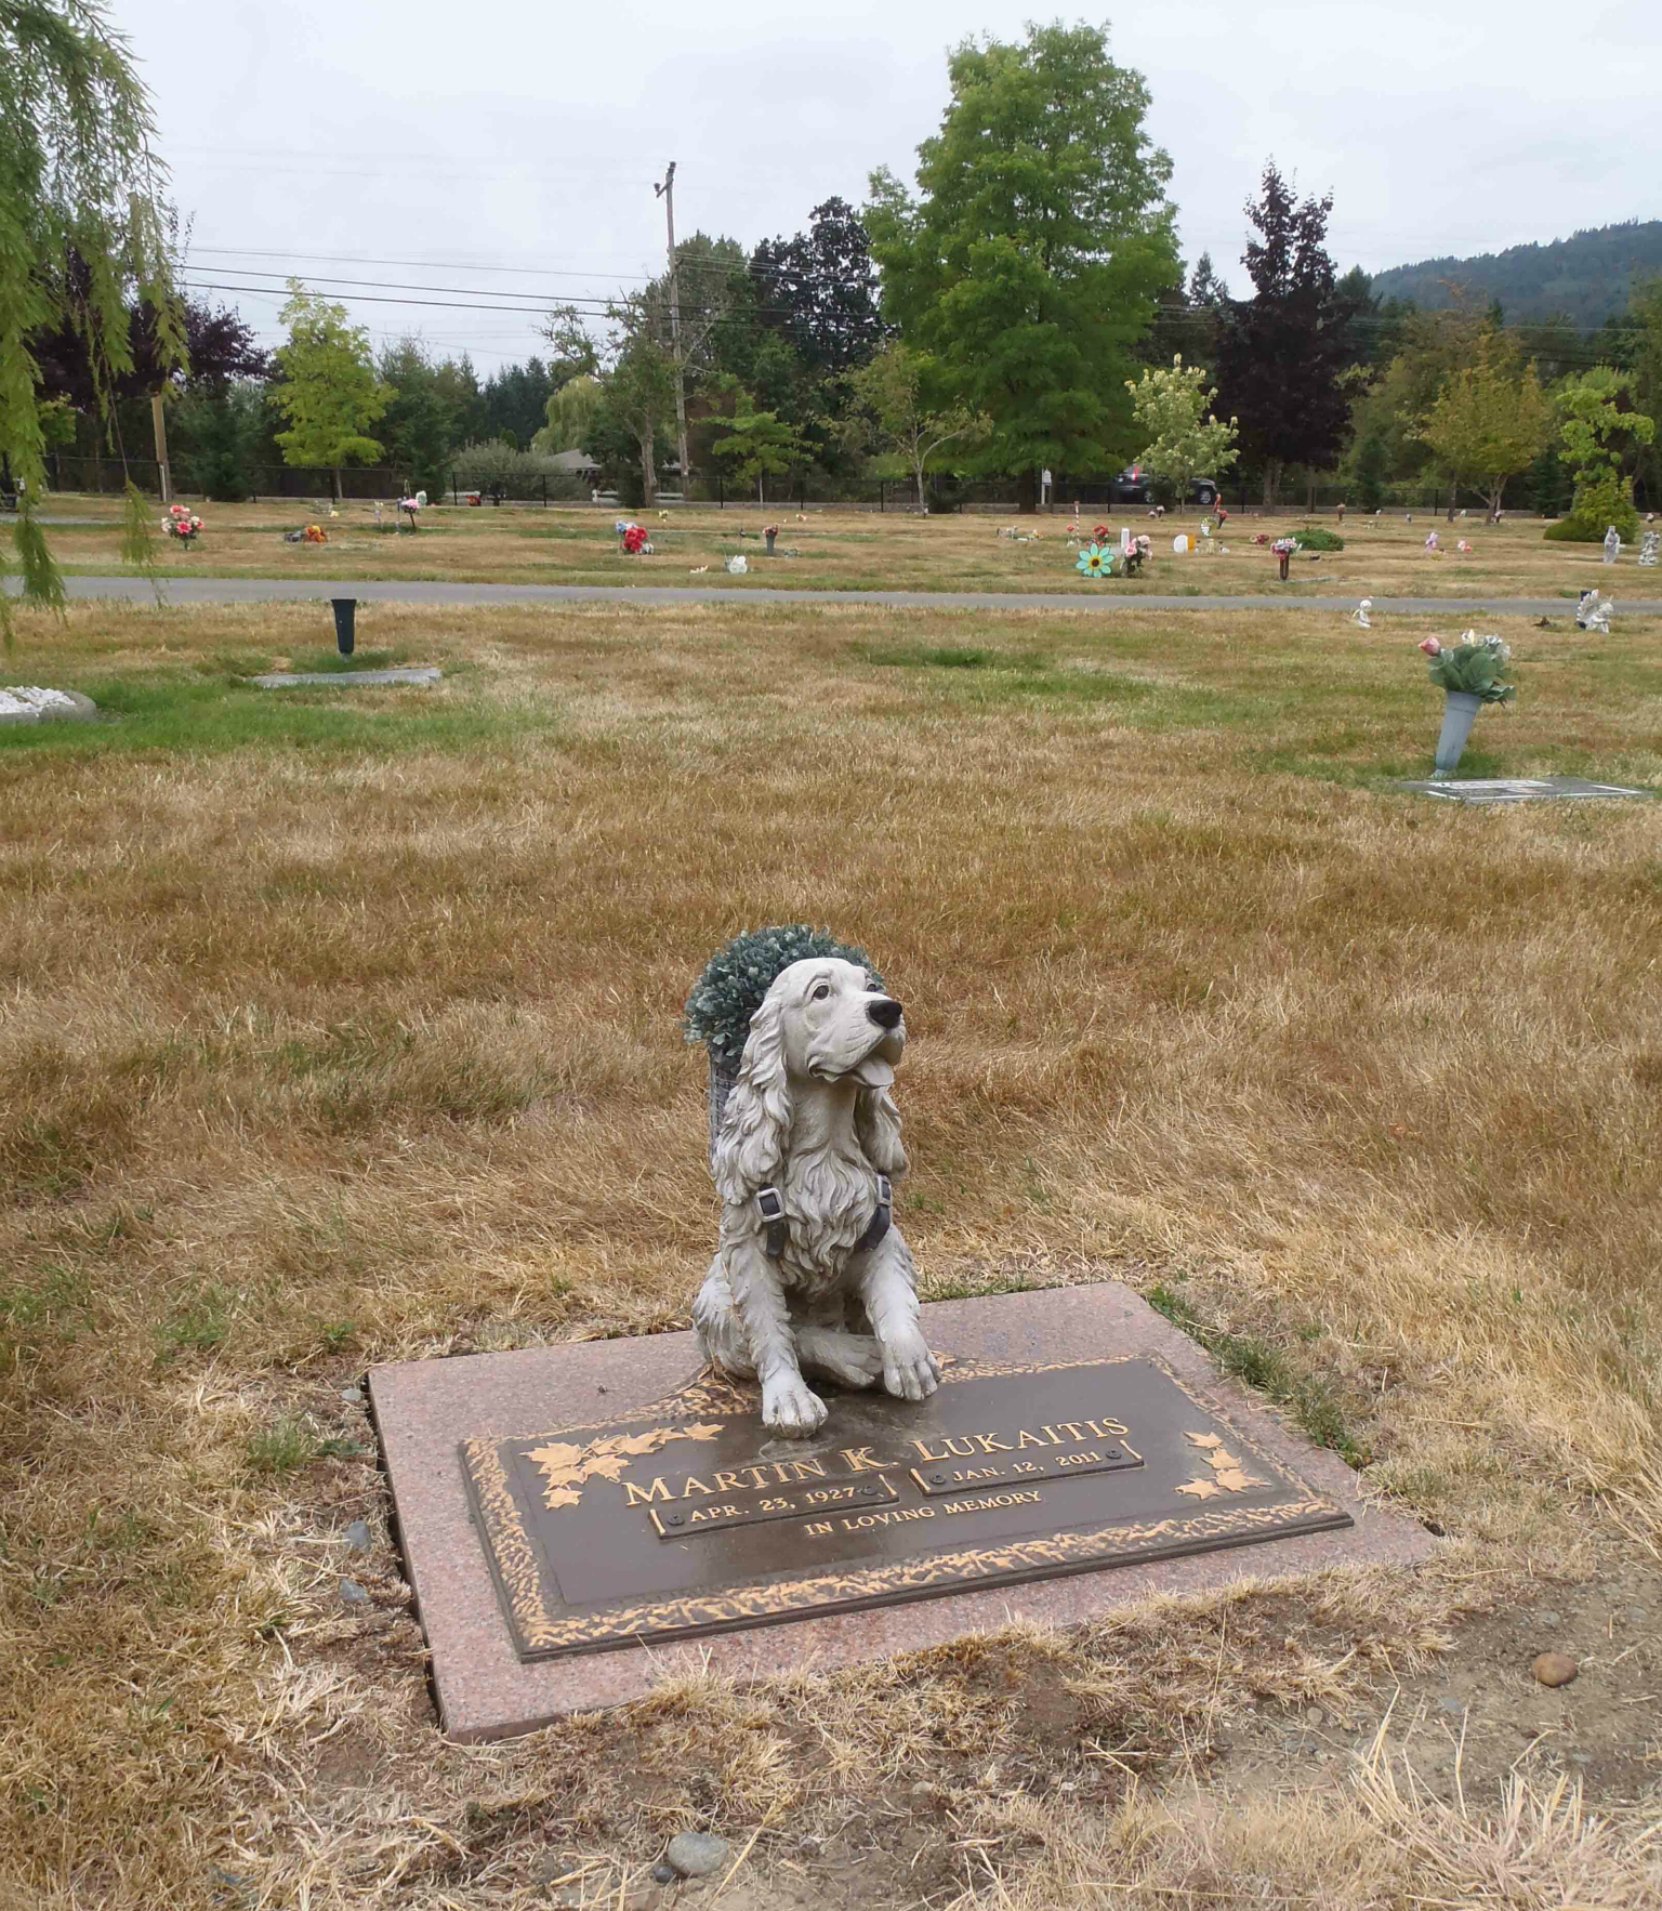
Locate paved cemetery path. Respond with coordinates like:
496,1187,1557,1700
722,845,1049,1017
14,575,1662,617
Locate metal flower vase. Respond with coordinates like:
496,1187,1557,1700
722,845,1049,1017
1434,690,1483,776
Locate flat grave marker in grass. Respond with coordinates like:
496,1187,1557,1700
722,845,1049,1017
249,665,443,688
1397,775,1653,805
372,1285,1435,1740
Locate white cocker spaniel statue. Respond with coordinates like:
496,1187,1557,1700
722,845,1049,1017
694,956,942,1437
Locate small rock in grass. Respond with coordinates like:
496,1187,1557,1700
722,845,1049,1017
650,1862,678,1885
339,1576,372,1609
1532,1651,1578,1688
340,1384,366,1406
666,1831,730,1879
342,1519,373,1553
0,686,97,725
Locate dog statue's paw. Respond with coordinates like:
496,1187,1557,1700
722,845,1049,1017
797,1327,885,1390
879,1331,943,1403
761,1371,829,1438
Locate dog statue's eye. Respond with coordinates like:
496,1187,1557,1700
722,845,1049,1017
811,983,830,1001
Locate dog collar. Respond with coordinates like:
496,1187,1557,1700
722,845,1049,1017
755,1176,891,1260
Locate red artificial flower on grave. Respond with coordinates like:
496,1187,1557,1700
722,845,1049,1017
622,524,649,555
1093,523,1110,541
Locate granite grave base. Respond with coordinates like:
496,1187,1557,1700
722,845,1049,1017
373,1287,1435,1741
1398,775,1651,805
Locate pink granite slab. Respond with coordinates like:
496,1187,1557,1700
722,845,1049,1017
370,1285,1436,1740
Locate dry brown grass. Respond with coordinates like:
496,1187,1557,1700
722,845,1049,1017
2,596,1659,1906
37,493,1643,598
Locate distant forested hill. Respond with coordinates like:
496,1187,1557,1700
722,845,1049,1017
1370,221,1662,325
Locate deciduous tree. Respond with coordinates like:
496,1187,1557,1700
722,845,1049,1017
598,304,677,506
1124,354,1238,499
845,342,988,506
1551,364,1655,537
865,21,1179,511
711,403,807,503
535,374,603,457
1416,333,1552,520
271,283,390,500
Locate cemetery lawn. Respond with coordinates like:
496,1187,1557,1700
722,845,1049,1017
3,597,1660,1909
36,492,1646,599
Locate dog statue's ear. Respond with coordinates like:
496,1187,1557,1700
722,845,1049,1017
855,1084,907,1178
713,992,792,1205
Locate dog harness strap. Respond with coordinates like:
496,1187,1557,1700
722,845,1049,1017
854,1174,892,1254
755,1186,788,1260
756,1177,892,1259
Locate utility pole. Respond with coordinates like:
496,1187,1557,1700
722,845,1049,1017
654,161,691,494
150,391,172,504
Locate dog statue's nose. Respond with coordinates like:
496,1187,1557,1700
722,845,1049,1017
867,998,903,1030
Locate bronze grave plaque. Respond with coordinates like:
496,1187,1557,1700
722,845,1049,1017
462,1357,1352,1660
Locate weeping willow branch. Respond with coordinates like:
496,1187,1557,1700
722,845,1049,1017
1,1,182,620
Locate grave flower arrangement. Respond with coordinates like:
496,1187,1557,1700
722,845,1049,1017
304,523,327,544
1121,533,1153,577
685,925,884,1073
1419,632,1515,703
621,523,651,555
163,503,202,544
1076,543,1113,579
1269,537,1300,557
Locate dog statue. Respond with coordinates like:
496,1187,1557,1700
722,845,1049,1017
693,956,941,1437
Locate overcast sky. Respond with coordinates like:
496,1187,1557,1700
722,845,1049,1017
111,0,1660,370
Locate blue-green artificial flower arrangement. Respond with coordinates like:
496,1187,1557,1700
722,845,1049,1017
685,926,883,1072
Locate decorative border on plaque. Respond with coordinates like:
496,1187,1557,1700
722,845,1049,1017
459,1355,1350,1659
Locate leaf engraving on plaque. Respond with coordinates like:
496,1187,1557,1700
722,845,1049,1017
1175,1430,1265,1501
528,1423,724,1510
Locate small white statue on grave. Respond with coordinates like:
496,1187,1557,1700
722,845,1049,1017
1576,590,1612,633
1603,526,1622,564
1640,530,1660,567
1351,598,1373,629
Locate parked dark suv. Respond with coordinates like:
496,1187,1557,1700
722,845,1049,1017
1108,465,1220,508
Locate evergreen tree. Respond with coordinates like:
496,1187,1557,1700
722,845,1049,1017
751,197,885,377
866,21,1179,510
478,358,554,448
377,340,469,497
1216,163,1359,505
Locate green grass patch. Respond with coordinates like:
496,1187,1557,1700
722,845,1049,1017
0,665,550,762
154,1286,238,1361
1146,1281,1371,1467
245,1415,361,1474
